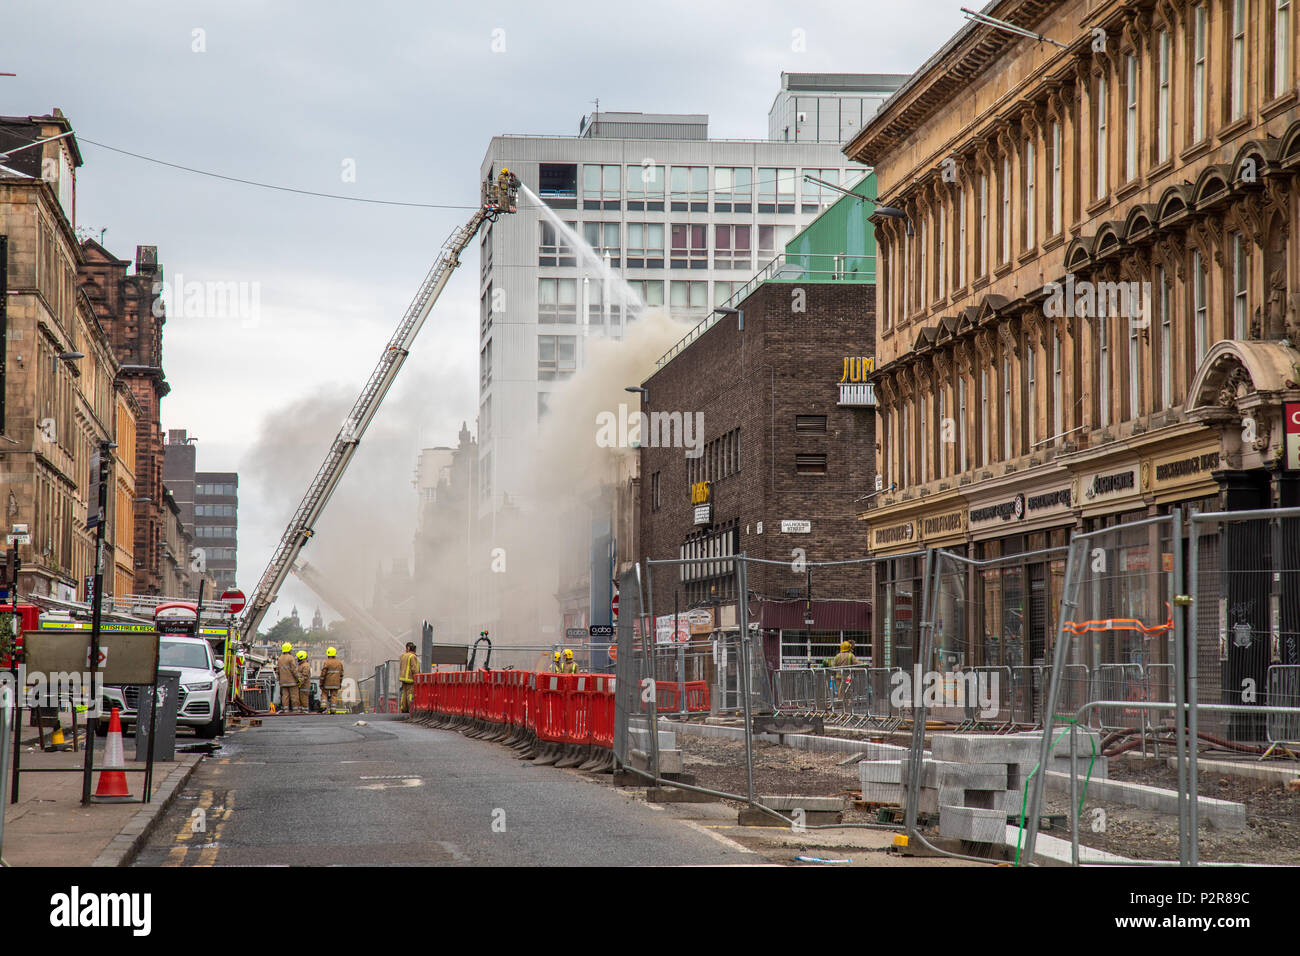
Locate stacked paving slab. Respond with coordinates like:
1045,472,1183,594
859,732,1104,842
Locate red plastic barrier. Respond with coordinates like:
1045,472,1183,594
410,668,619,752
684,681,710,713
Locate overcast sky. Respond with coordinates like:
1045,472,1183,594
5,0,967,624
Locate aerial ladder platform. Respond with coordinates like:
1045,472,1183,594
239,171,520,640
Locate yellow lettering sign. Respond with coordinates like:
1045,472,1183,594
690,481,711,505
840,357,875,382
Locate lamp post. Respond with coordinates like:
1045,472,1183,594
81,439,113,804
715,305,743,330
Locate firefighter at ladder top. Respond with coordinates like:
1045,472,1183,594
399,642,419,713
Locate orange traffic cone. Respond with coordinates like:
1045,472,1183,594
91,707,135,803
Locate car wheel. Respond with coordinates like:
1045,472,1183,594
196,706,225,739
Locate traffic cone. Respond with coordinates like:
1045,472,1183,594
50,723,69,750
91,707,135,803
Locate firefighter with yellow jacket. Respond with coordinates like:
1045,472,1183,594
398,642,419,713
296,650,312,712
320,646,345,713
561,648,580,673
276,643,299,712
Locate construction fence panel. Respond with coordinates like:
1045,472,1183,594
1266,665,1300,749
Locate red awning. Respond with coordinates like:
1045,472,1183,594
754,599,871,631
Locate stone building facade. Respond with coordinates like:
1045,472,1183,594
849,0,1300,692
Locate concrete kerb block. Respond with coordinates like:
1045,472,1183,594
939,804,1006,843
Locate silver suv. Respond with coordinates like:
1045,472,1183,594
100,635,231,738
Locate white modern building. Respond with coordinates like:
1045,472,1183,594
767,72,909,143
473,74,906,638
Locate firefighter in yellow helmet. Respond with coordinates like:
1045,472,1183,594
561,648,579,674
398,642,419,713
831,641,859,668
550,650,563,673
276,642,298,713
320,646,345,713
296,650,312,712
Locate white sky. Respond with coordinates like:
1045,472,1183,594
4,0,967,623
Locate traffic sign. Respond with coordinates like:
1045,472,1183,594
5,534,30,545
611,591,619,622
219,588,246,614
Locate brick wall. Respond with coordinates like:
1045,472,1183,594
639,281,876,618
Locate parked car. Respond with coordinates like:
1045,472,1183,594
99,635,230,738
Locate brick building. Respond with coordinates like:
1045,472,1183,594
79,240,169,595
639,280,876,674
0,112,138,604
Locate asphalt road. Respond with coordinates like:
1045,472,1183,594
133,714,756,866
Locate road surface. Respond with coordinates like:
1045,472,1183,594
133,714,756,866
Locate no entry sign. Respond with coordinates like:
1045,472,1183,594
220,589,246,614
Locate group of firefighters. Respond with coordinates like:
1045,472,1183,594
275,643,346,714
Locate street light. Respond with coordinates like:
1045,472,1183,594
624,386,648,400
801,175,914,236
55,351,83,376
715,305,744,330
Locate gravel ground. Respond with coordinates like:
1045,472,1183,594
677,734,862,798
1060,759,1300,864
679,732,1300,864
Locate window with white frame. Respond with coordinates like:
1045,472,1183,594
538,220,577,266
538,278,577,324
1050,120,1060,234
1158,30,1171,163
670,223,708,269
1128,315,1141,418
1002,356,1012,459
627,279,664,309
980,367,990,466
758,168,796,213
669,280,707,311
1024,139,1036,248
714,224,752,270
1098,314,1110,427
1193,250,1208,364
1231,0,1246,121
670,166,708,210
937,203,947,299
1159,268,1172,407
802,168,840,211
1233,234,1248,338
919,392,928,483
537,334,576,381
1000,157,1011,263
1095,75,1108,199
757,224,795,259
626,164,664,207
1125,54,1139,181
715,167,753,211
1052,331,1063,442
1026,341,1036,448
583,164,620,204
713,281,744,307
958,374,968,473
1277,0,1293,97
626,222,664,268
582,221,620,264
920,217,929,303
1193,4,1208,142
938,386,947,479
957,187,967,288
